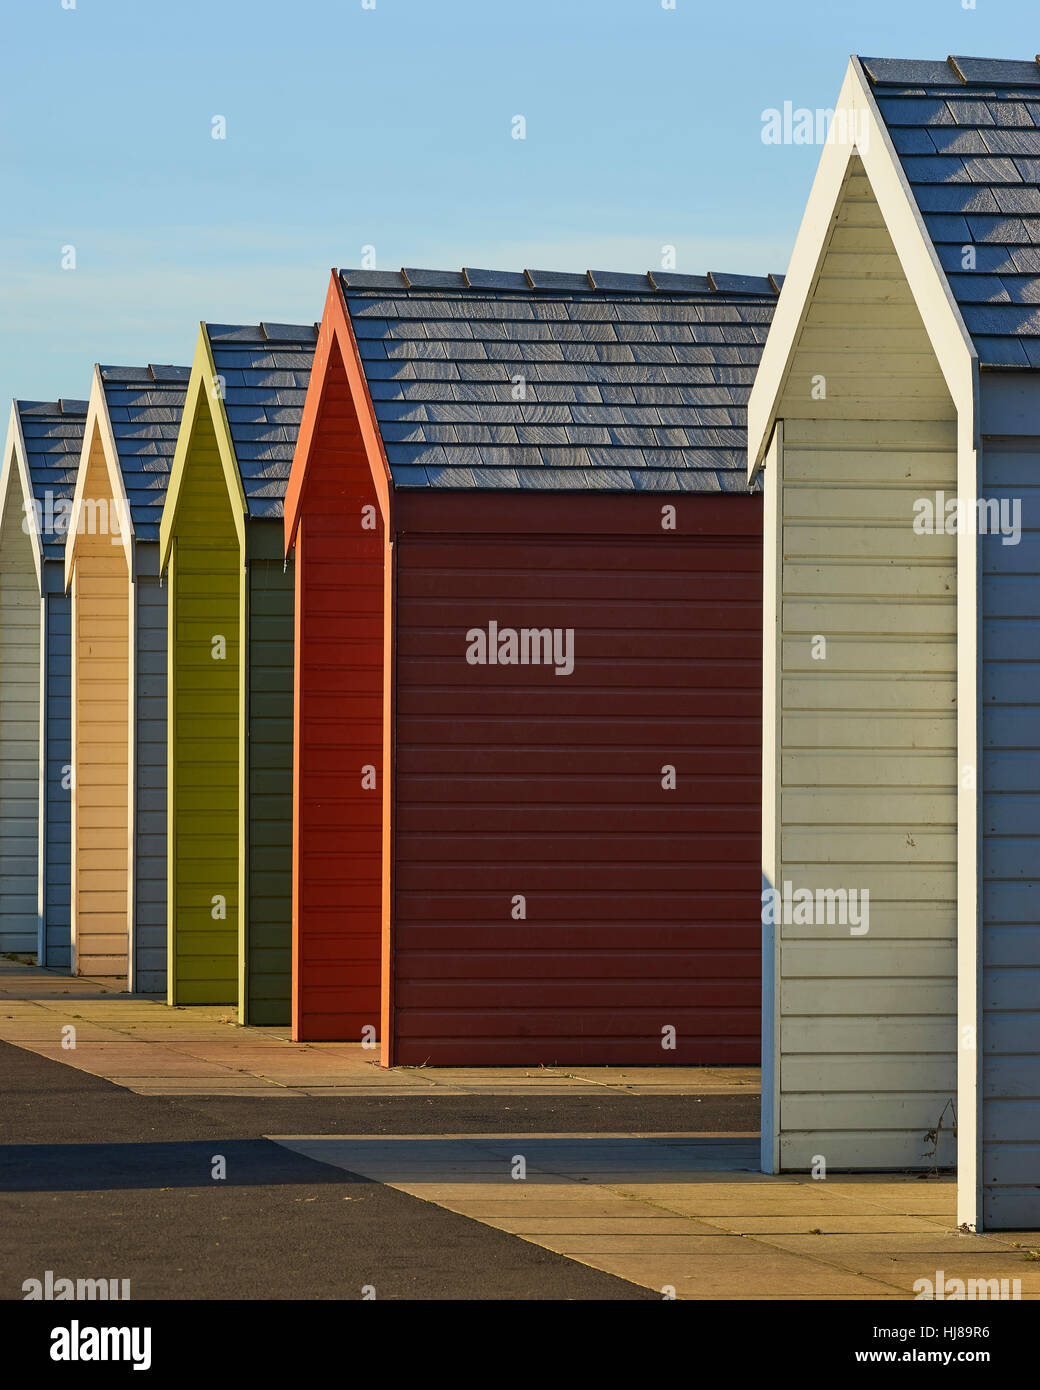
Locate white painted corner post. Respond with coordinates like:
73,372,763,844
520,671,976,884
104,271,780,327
760,423,783,1173
957,418,982,1230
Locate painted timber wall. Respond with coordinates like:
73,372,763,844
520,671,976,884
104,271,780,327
391,490,763,1065
0,459,41,955
979,430,1040,1228
69,433,131,983
134,569,168,993
246,550,294,1020
288,340,384,1042
763,161,959,1170
166,388,241,1006
162,324,310,1022
2,400,84,968
43,583,72,967
66,365,185,992
285,267,778,1059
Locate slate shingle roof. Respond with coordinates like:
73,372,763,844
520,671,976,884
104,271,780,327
205,322,318,518
863,54,1040,367
99,365,189,542
339,267,782,490
15,398,88,561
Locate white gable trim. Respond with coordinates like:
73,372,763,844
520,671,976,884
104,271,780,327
64,367,136,590
747,56,979,477
1,403,44,591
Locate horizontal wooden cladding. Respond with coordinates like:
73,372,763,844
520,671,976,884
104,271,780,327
245,557,294,1024
397,776,758,807
293,472,383,1038
43,594,72,966
771,159,958,1169
395,909,758,933
394,949,758,985
396,490,762,538
392,509,761,1065
167,438,240,1006
980,441,1040,1227
72,554,130,982
393,830,758,862
394,997,757,1026
0,507,41,954
397,746,759,777
398,715,758,748
374,1035,756,1065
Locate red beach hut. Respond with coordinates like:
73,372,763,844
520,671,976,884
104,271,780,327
285,266,777,1065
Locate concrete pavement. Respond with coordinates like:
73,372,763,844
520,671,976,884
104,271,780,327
0,960,757,1098
271,1133,1040,1300
6,958,1038,1301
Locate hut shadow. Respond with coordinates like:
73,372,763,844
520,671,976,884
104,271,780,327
268,1134,764,1185
0,1139,374,1193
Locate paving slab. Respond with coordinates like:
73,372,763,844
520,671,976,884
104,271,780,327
265,1133,988,1301
0,962,746,1099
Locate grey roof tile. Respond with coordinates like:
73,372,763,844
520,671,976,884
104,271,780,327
337,266,778,492
97,364,188,540
463,268,529,291
14,397,88,561
588,270,655,293
891,126,945,154
981,128,1040,155
950,57,1040,87
862,57,960,85
927,128,990,155
205,323,316,518
866,54,1040,364
876,96,955,126
524,269,592,292
402,268,468,290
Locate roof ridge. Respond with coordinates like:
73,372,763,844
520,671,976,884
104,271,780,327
861,53,1040,88
13,398,90,418
203,322,320,344
340,266,783,297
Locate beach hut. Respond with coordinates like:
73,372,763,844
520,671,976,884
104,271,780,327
748,53,1040,1230
0,398,86,967
160,322,315,1023
284,265,780,1064
64,364,188,991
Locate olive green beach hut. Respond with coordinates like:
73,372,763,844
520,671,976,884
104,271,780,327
159,322,316,1022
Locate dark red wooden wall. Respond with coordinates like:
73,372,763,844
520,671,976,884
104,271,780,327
387,491,762,1065
292,341,384,1041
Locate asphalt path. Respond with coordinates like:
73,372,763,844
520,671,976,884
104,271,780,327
0,1040,758,1301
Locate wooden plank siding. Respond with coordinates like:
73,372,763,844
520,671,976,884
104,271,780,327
292,350,384,1041
70,439,130,982
771,162,959,1168
134,565,167,993
0,489,41,954
390,493,763,1066
979,437,1040,1227
167,402,239,1004
245,555,293,1024
43,587,72,967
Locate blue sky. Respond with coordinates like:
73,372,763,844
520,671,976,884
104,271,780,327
2,0,1037,401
